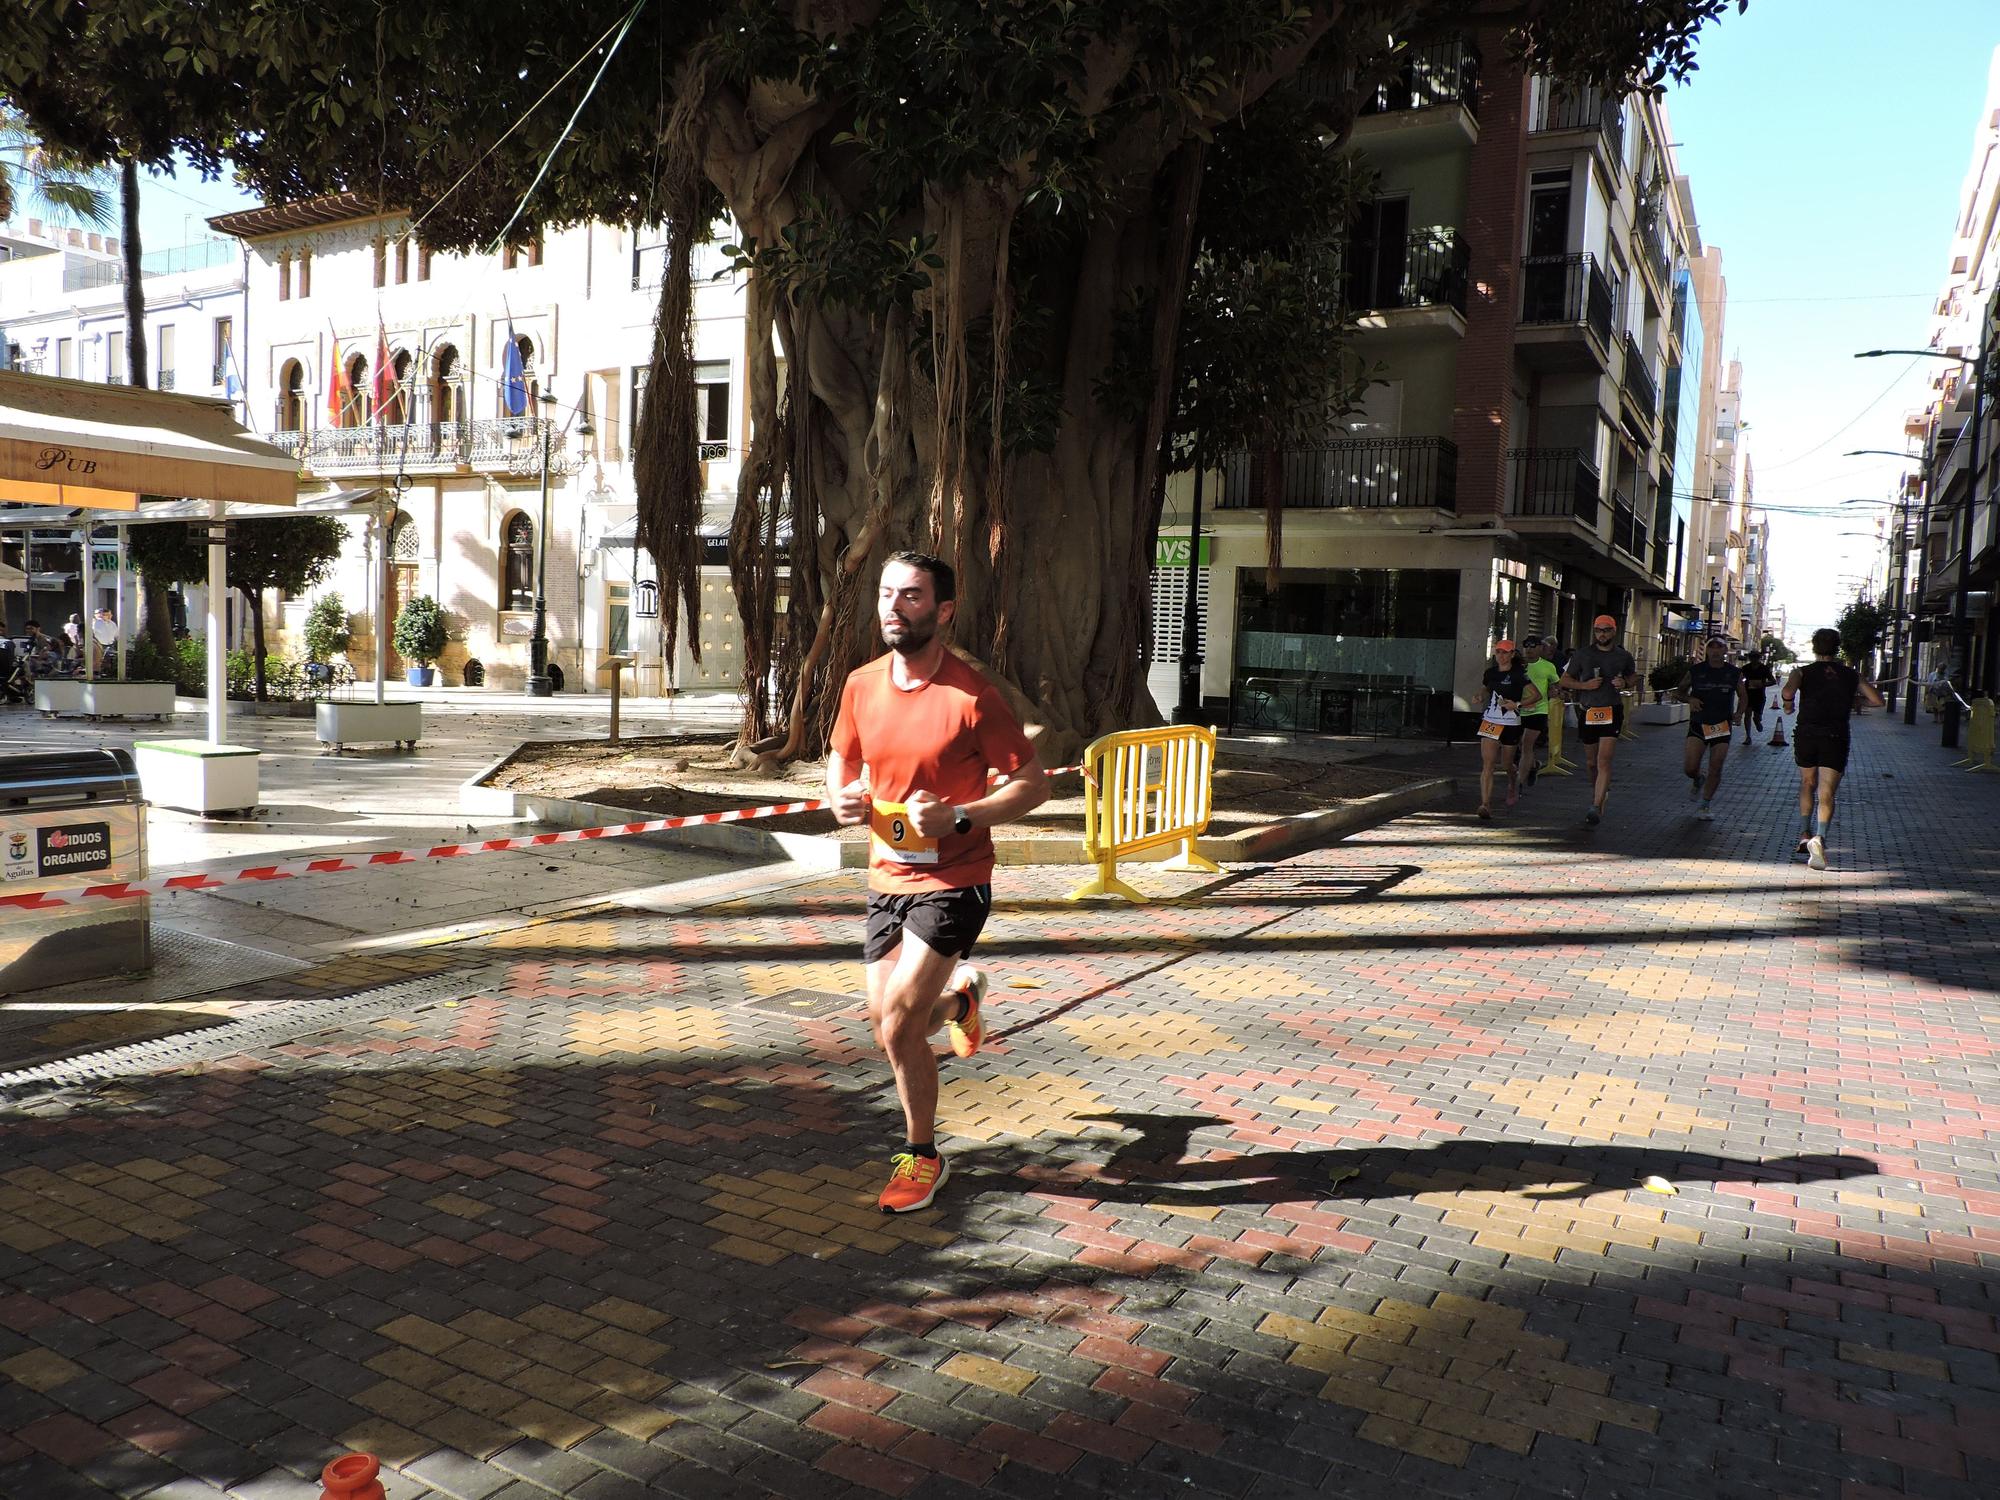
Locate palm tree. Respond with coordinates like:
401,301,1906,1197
0,113,112,231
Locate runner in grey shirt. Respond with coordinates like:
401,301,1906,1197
1557,614,1637,825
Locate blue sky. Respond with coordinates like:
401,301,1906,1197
1668,0,2000,634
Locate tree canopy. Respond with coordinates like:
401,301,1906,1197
3,0,1744,759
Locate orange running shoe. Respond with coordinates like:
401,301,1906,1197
946,964,987,1058
879,1151,949,1214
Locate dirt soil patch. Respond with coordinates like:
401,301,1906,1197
489,733,1433,842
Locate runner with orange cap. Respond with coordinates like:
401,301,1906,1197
1557,614,1637,825
1473,639,1540,819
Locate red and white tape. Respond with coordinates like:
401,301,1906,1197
1,764,1083,913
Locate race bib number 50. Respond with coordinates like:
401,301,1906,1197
870,800,940,864
1584,705,1615,727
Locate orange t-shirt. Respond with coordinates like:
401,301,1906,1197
830,651,1037,893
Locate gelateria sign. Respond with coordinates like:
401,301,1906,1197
1155,534,1213,568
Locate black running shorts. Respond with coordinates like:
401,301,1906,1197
1792,729,1851,774
863,884,992,963
1576,705,1624,743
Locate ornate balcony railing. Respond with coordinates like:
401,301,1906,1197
1530,84,1624,162
1622,336,1659,418
1520,253,1613,348
1348,229,1469,315
1506,447,1600,527
272,419,565,473
1219,437,1458,512
1357,40,1481,118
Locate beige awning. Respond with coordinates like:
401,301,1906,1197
0,370,299,509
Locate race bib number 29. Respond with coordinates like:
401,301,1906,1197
870,801,940,864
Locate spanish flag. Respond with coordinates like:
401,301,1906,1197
326,331,349,427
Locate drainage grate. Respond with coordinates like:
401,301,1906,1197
738,987,857,1018
0,965,506,1092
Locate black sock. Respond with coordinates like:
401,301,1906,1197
906,1141,938,1159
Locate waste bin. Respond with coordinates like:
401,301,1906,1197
0,749,150,993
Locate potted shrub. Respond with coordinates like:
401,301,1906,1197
1648,658,1689,702
394,595,448,687
302,594,352,668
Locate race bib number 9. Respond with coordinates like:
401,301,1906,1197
1702,720,1732,742
1477,720,1504,740
1584,705,1615,727
870,800,940,864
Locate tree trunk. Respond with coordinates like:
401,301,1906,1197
119,157,175,658
242,586,267,701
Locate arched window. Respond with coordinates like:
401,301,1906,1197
277,359,305,432
381,349,413,425
502,512,535,612
388,511,420,562
431,344,462,425
345,352,370,424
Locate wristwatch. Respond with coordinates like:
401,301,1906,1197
952,807,972,836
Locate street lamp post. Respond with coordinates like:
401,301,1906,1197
527,391,557,697
1173,465,1206,725
1857,342,1990,746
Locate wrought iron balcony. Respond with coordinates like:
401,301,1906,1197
1622,336,1659,418
1219,437,1458,512
1506,447,1600,527
275,419,565,474
1520,254,1613,348
1530,83,1624,162
1347,229,1468,315
1356,40,1481,118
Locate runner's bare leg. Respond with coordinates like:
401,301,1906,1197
866,936,967,1144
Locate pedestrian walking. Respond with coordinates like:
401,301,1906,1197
1679,637,1746,819
91,607,118,674
1781,627,1884,871
1517,637,1560,790
828,551,1049,1213
1739,650,1774,741
1474,640,1539,819
1557,615,1637,825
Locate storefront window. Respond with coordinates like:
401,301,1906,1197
1232,567,1458,735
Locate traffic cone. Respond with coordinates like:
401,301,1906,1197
320,1454,385,1500
1769,713,1787,749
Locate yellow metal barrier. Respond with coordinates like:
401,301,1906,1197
1619,689,1640,740
1954,696,1998,772
1067,725,1222,902
1542,701,1576,777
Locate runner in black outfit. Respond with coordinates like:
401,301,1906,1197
1781,628,1884,871
1678,637,1746,820
1739,651,1775,742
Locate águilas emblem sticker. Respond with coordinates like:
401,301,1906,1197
5,830,32,881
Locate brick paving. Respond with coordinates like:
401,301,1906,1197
2,711,1998,1498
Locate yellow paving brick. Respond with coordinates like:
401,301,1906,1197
1261,1312,1343,1347
705,1211,775,1240
502,1397,597,1450
704,1191,775,1220
579,1390,677,1441
582,1297,671,1335
1487,1391,1597,1444
581,1356,673,1400
450,1311,532,1348
1834,1189,1926,1219
1356,1413,1472,1466
435,1372,522,1420
1353,1335,1450,1375
1383,1366,1491,1415
711,1233,789,1266
337,1418,434,1467
507,1365,603,1410
581,1327,669,1367
1320,1375,1427,1423
0,1350,83,1392
1559,1388,1661,1433
437,1338,528,1381
941,1353,1039,1398
1509,1353,1613,1394
825,1223,903,1254
1421,1402,1537,1455
365,1348,456,1388
766,1207,843,1239
355,1379,450,1425
1838,1342,1952,1380
415,1409,517,1461
519,1306,602,1341
379,1315,464,1356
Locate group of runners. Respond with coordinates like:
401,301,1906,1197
830,554,1886,1216
1477,619,1882,869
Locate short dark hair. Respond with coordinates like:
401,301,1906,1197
883,550,956,603
1812,627,1841,657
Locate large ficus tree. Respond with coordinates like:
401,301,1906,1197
2,0,1740,763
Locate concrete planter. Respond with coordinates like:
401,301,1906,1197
1635,702,1689,725
35,680,177,719
316,699,423,750
133,739,260,817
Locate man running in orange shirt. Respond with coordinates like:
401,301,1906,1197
828,552,1049,1213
